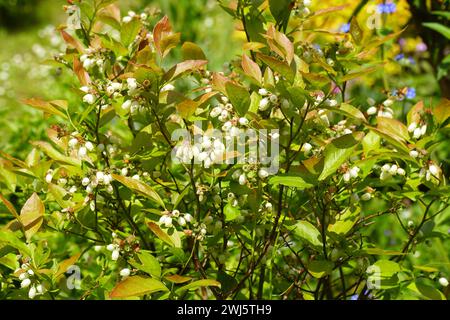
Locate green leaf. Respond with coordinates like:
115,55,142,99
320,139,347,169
377,117,410,142
268,175,314,189
431,11,450,19
110,276,168,298
31,141,81,167
55,253,81,278
307,260,334,278
224,203,240,221
363,248,406,256
0,231,31,256
350,17,363,44
112,174,165,208
339,103,367,123
225,82,251,116
182,42,206,61
291,221,322,247
410,280,446,300
130,251,161,279
269,0,292,29
423,22,450,40
121,18,141,47
176,279,221,294
318,132,364,181
328,207,360,235
20,193,44,241
147,221,181,247
256,53,295,82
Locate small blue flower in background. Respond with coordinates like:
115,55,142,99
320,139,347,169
350,294,359,300
406,87,416,99
394,53,405,61
340,23,350,33
408,57,416,65
377,2,397,14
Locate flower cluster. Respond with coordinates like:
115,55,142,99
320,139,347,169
408,121,427,140
15,262,44,299
159,210,193,228
380,163,406,180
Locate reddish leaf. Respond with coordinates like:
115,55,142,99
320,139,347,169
59,29,84,53
241,54,262,83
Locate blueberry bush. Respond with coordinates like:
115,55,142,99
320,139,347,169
0,0,450,300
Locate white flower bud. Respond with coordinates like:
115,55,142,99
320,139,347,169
269,94,278,104
27,269,34,276
407,122,417,133
78,146,87,157
164,216,173,228
350,167,359,178
258,168,269,179
68,138,78,148
239,117,249,125
396,168,406,176
21,278,31,288
259,97,270,111
239,174,247,185
343,172,351,182
36,284,44,294
121,100,132,111
161,84,175,92
19,272,28,280
122,16,132,23
439,277,449,287
69,186,77,194
106,244,115,251
382,99,394,107
81,177,90,186
429,164,439,176
82,58,93,69
409,150,419,158
367,106,377,115
200,228,207,235
210,106,222,118
94,245,102,252
85,141,94,151
121,167,128,176
111,249,120,261
420,125,427,136
302,142,312,153
258,88,268,96
120,268,131,277
381,164,391,172
96,171,105,183
389,164,398,175
413,127,422,139
184,213,193,223
132,174,140,180
178,217,186,226
28,286,37,299
82,93,95,105
45,173,53,184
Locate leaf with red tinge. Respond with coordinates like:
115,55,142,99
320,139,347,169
20,193,44,241
59,29,84,53
163,60,208,83
147,221,175,247
377,117,410,142
22,98,67,118
55,253,81,278
73,56,90,86
110,276,168,298
242,54,262,83
165,274,192,284
0,193,19,220
153,16,172,57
